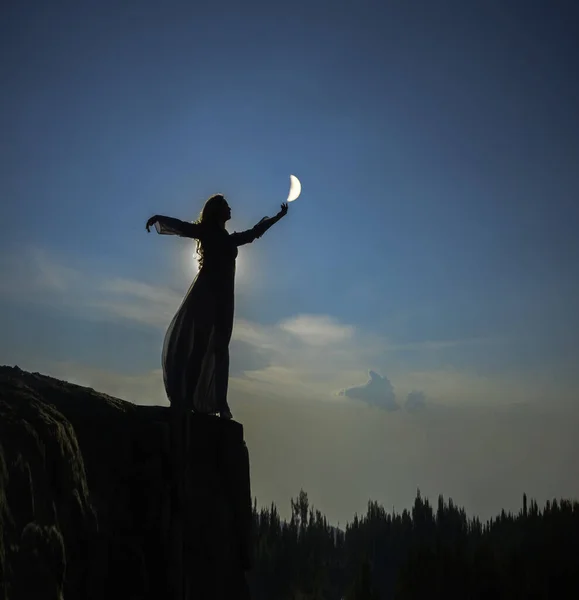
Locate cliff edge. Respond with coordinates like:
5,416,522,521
0,365,252,600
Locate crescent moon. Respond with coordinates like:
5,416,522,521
287,174,302,202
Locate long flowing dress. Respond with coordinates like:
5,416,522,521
153,215,276,413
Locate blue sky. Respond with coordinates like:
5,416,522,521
2,0,579,523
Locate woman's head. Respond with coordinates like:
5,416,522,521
194,194,232,267
197,194,231,227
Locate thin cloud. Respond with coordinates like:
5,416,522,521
93,277,183,327
0,246,183,328
279,314,355,346
0,247,80,299
391,338,501,351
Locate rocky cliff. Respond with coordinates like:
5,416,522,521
0,365,252,600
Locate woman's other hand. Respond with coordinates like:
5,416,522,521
146,215,159,232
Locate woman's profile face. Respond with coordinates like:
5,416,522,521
222,199,232,222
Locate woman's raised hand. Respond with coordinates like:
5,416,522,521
278,203,289,217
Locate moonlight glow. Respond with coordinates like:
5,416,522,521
186,236,249,282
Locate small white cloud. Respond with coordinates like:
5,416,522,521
339,370,400,411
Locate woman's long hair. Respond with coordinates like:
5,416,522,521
194,194,226,268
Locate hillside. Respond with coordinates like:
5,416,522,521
0,365,251,600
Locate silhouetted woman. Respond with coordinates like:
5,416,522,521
146,195,288,419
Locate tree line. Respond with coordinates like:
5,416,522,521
247,490,579,599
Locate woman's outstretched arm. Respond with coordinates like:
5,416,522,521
230,203,288,247
146,215,203,238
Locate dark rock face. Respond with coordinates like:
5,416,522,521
0,366,252,600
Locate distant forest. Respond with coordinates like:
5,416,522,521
247,490,579,599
